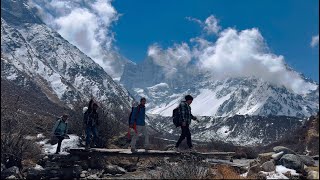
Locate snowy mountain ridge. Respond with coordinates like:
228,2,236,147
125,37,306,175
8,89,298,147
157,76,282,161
121,58,319,118
1,0,132,111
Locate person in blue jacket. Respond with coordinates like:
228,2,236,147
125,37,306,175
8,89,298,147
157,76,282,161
129,97,149,152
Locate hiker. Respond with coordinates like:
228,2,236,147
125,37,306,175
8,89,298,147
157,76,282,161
175,95,199,152
129,97,149,152
83,98,100,150
52,114,69,154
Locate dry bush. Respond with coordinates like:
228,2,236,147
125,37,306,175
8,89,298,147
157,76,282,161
213,164,244,179
150,161,212,179
1,96,42,168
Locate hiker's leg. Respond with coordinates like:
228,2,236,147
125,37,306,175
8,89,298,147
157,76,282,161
143,125,149,148
176,126,187,147
56,136,63,153
92,126,99,146
85,126,92,146
186,126,192,148
130,127,139,149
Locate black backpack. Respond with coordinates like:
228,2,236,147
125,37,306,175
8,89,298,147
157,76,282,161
172,107,181,127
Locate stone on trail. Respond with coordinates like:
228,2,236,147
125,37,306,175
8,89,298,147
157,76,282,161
261,160,276,172
258,152,275,164
280,154,304,171
299,155,315,167
272,151,284,161
307,171,319,180
273,146,296,155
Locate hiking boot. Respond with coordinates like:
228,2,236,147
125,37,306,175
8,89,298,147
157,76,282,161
144,146,151,151
131,148,137,153
173,147,181,152
188,147,196,153
85,145,91,151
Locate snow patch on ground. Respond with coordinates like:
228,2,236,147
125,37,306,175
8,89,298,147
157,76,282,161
37,134,80,154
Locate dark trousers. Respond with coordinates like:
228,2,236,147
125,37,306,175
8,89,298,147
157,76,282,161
176,125,192,148
86,126,99,147
56,136,64,153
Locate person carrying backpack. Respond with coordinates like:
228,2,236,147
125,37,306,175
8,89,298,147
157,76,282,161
129,97,149,152
52,114,69,154
83,98,100,150
175,95,199,152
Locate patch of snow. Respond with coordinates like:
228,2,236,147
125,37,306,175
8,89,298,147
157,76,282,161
275,165,299,176
37,134,45,139
37,134,80,154
6,73,18,80
34,164,44,170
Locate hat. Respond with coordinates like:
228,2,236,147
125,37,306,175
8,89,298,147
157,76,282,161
185,95,193,101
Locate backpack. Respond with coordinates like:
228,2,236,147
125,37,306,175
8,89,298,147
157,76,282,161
172,107,181,127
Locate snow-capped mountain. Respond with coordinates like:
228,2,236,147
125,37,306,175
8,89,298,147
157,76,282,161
1,0,132,111
120,57,319,118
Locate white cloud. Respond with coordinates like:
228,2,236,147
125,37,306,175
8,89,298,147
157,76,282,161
147,24,317,94
203,15,221,35
311,35,319,47
196,28,317,94
186,15,221,35
29,0,122,78
148,43,192,78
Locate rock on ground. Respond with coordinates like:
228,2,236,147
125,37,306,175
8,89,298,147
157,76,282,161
261,160,276,172
273,146,296,155
280,154,304,172
258,152,275,164
299,155,316,166
307,171,319,179
272,151,284,161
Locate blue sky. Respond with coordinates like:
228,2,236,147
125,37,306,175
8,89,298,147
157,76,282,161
112,0,319,82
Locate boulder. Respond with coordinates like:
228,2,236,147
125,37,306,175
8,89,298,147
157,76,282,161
273,146,296,155
307,171,319,179
1,166,20,179
104,165,127,175
258,152,275,164
280,154,304,171
261,160,275,172
247,164,262,178
272,151,284,161
299,155,315,166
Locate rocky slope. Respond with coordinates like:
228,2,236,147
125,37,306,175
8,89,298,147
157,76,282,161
147,114,305,146
1,0,133,112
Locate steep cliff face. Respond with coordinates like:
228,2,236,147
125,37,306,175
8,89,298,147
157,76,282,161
1,0,133,113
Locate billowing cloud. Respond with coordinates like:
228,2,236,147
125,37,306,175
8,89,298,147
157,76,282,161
186,15,221,35
196,28,317,94
29,0,123,78
148,43,192,78
311,35,319,47
149,15,317,94
203,15,221,35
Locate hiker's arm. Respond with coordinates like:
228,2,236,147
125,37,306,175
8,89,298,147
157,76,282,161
52,120,59,135
64,123,68,135
179,103,186,123
129,108,136,125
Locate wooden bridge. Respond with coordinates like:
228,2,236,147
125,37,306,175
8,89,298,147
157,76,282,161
68,148,235,160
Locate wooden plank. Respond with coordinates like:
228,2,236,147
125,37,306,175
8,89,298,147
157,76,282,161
68,148,235,158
